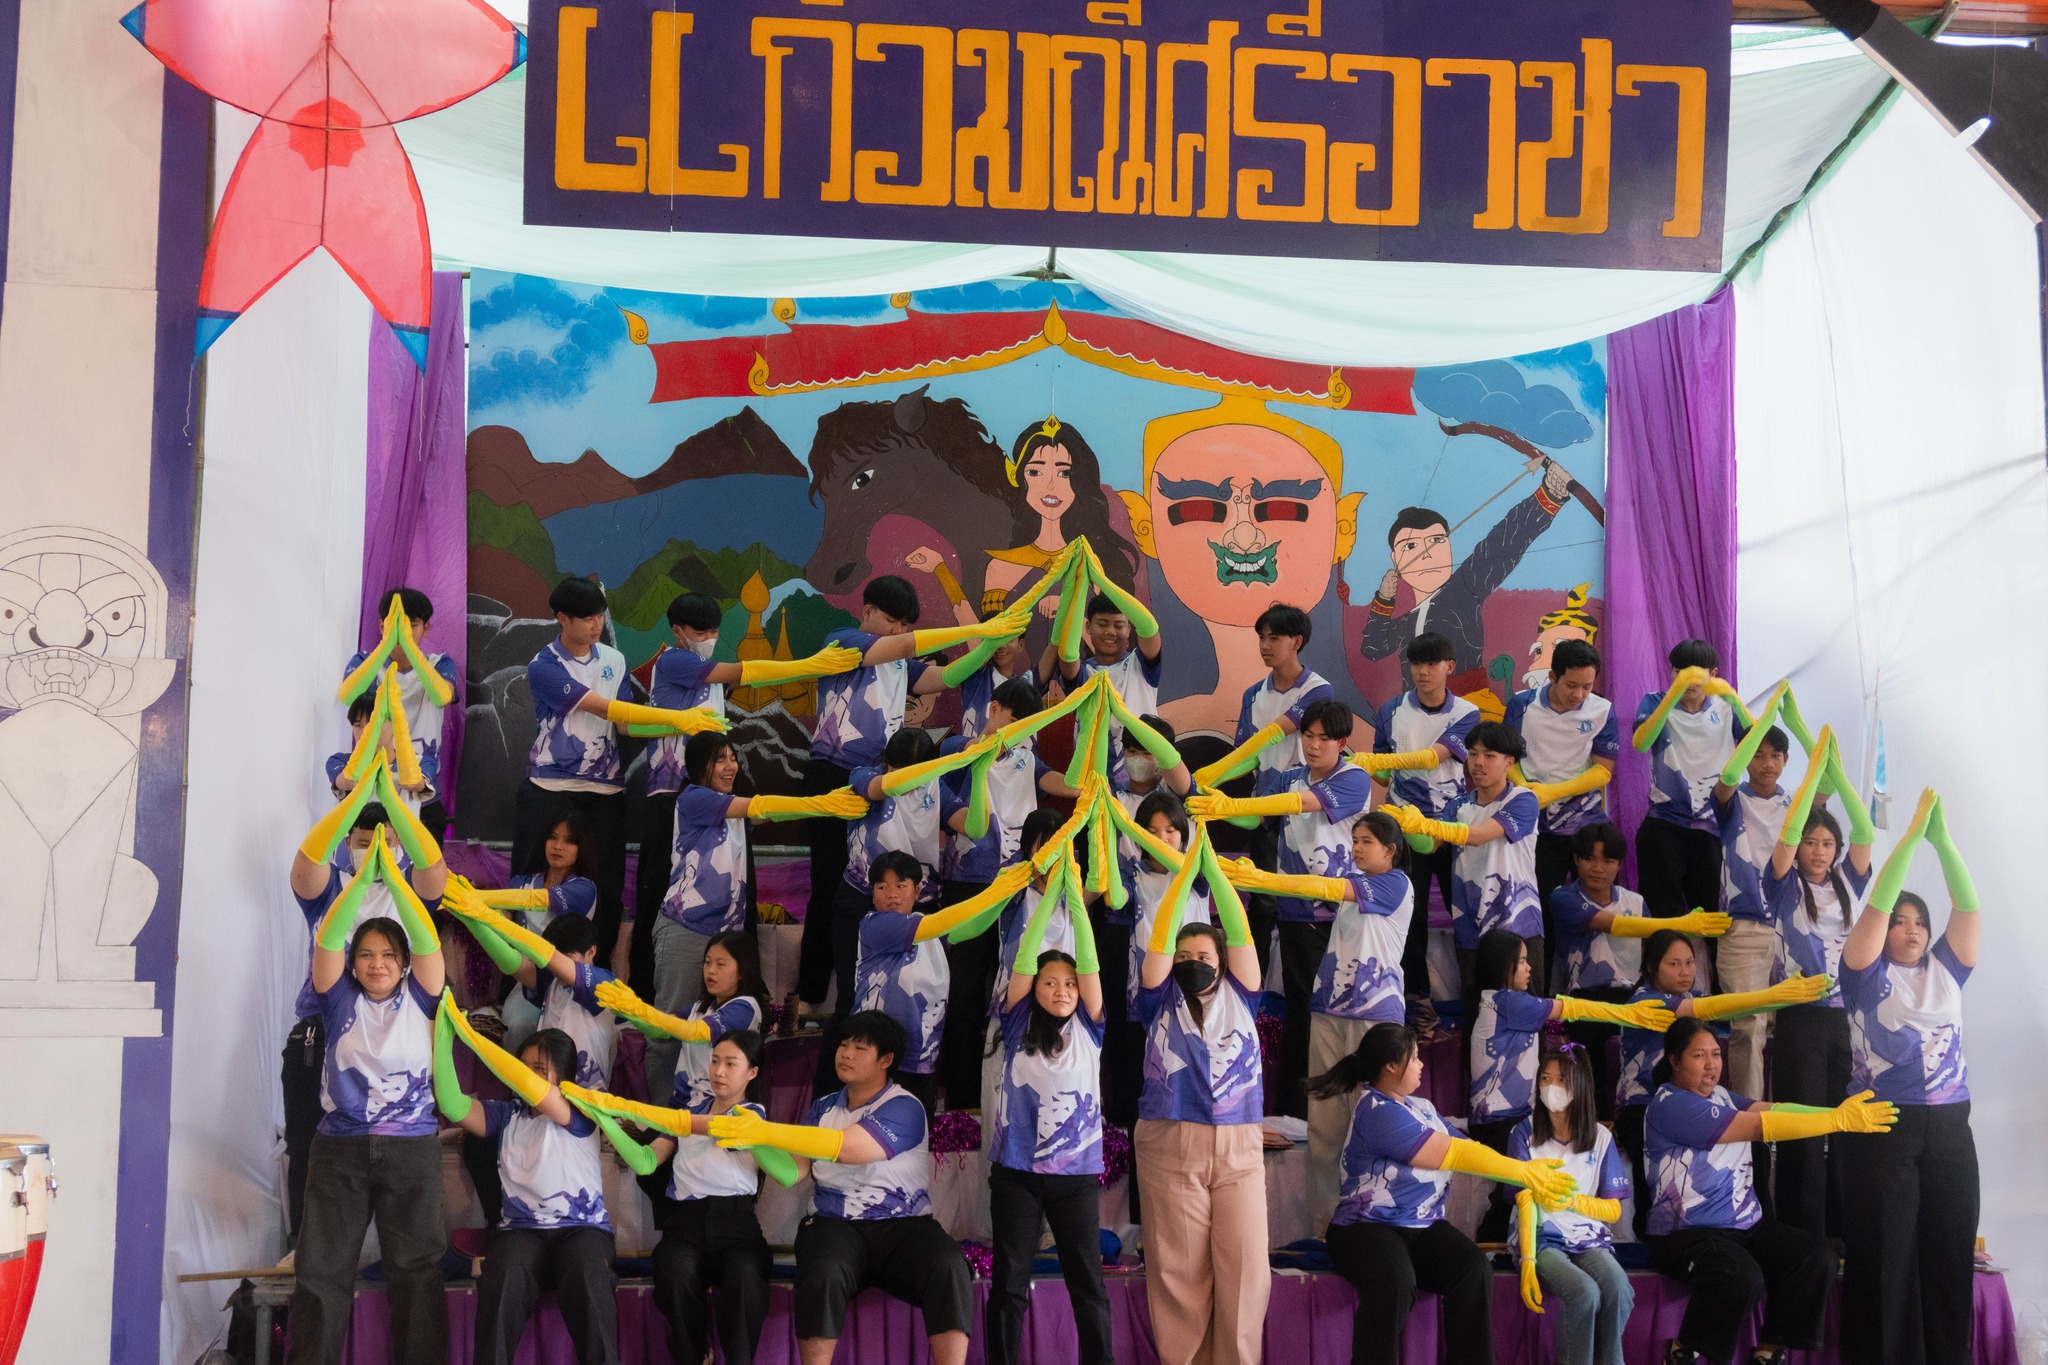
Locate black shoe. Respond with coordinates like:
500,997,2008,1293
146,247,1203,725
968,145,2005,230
1663,1342,1699,1365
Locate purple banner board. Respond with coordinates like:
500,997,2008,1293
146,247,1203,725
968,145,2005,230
523,0,1730,271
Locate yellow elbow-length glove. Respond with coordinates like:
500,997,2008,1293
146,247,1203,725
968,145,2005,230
1557,997,1676,1031
558,1081,694,1137
1516,764,1611,807
708,1108,846,1162
1186,791,1303,822
917,862,1034,944
1193,722,1285,790
1216,857,1350,904
1632,667,1712,751
1516,1191,1543,1313
607,699,727,737
749,789,870,822
593,980,711,1041
913,605,1031,655
1351,748,1445,774
1758,1090,1898,1142
1691,973,1833,1020
445,996,551,1107
1569,1195,1623,1223
441,884,552,968
1385,803,1471,847
1440,1139,1576,1207
739,644,863,687
1604,908,1732,939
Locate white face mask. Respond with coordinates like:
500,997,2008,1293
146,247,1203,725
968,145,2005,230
1539,1084,1571,1114
1124,754,1159,785
688,636,717,660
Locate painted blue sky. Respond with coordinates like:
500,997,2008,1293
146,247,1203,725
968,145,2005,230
467,272,1607,599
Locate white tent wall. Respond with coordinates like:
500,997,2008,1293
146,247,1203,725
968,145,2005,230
157,240,370,1364
1735,94,2048,1317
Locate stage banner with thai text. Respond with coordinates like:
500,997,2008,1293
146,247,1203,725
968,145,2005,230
459,273,1606,837
522,0,1730,272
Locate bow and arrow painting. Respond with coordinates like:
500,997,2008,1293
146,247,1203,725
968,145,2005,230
459,274,1606,829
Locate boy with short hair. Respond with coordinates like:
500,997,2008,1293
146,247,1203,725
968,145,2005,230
1362,631,1480,1000
1504,637,1619,957
1050,591,1163,725
855,852,951,1115
344,586,460,842
1713,724,1793,1096
799,575,1026,1006
1631,638,1743,921
326,693,381,800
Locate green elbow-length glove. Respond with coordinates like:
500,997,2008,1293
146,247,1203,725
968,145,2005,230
1925,796,1980,912
432,993,473,1124
1719,681,1790,786
1778,728,1836,848
1193,722,1285,791
446,995,550,1107
1632,667,1712,751
1868,788,1938,915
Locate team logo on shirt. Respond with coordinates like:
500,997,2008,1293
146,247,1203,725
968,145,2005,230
1578,720,1594,734
601,665,615,681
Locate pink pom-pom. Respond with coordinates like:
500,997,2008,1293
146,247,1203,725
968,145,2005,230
959,1241,994,1278
931,1109,984,1156
1098,1123,1132,1188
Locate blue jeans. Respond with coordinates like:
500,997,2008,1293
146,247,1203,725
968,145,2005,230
1535,1245,1634,1365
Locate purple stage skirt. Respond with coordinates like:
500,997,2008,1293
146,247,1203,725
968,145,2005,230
338,1267,2019,1365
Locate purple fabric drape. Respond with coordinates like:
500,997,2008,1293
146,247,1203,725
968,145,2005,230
1603,288,1739,860
363,271,469,811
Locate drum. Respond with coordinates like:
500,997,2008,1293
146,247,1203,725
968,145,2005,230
0,1152,24,1365
0,1137,50,1365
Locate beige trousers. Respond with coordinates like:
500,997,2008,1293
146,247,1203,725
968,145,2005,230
1307,1013,1374,1233
1134,1119,1270,1365
1717,919,1777,1097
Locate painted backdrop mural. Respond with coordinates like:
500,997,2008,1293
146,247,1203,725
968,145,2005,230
462,273,1604,837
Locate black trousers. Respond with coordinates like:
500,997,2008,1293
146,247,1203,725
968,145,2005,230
811,881,877,1097
287,1133,446,1365
1468,1116,1519,1244
799,756,855,1002
1276,920,1333,1120
513,781,628,949
1097,920,1143,1130
280,1015,324,1243
1325,1219,1492,1365
1647,1219,1836,1365
987,1164,1113,1365
939,878,999,1110
1535,831,1576,980
419,799,448,851
1561,985,1631,1122
461,1130,504,1229
1244,822,1281,978
1840,1103,1980,1365
1634,817,1723,921
652,1195,772,1365
1614,1104,1650,1242
1772,1004,1851,1235
476,1225,617,1365
897,1068,940,1117
629,789,679,991
793,1213,974,1341
1403,845,1456,994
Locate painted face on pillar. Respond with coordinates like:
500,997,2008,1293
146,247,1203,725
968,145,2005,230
1149,425,1336,627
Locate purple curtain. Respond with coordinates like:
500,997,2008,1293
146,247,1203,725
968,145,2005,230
362,271,469,811
1603,287,1738,858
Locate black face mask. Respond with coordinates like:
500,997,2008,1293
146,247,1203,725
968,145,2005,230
1171,958,1219,997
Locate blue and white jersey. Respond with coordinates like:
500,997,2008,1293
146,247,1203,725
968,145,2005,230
1766,860,1871,1008
1505,686,1619,837
1312,870,1412,1021
316,974,436,1138
1073,648,1162,732
342,650,460,791
811,628,930,770
505,871,597,935
1615,987,1712,1110
1273,762,1372,924
671,995,765,1112
1551,883,1648,993
527,963,618,1090
1509,1122,1630,1253
1717,783,1791,923
1843,936,1970,1106
856,912,950,1075
669,1099,768,1201
959,661,1033,741
1636,694,1739,832
645,645,723,796
1127,868,1213,1010
1135,972,1262,1126
1449,786,1542,948
997,884,1079,1013
844,766,942,901
805,1084,934,1220
1370,691,1479,819
1645,1084,1761,1235
293,862,402,1018
1330,1088,1452,1229
663,784,749,934
939,734,1045,885
1235,668,1334,796
1470,988,1552,1124
991,997,1106,1176
484,1099,608,1231
527,640,628,791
